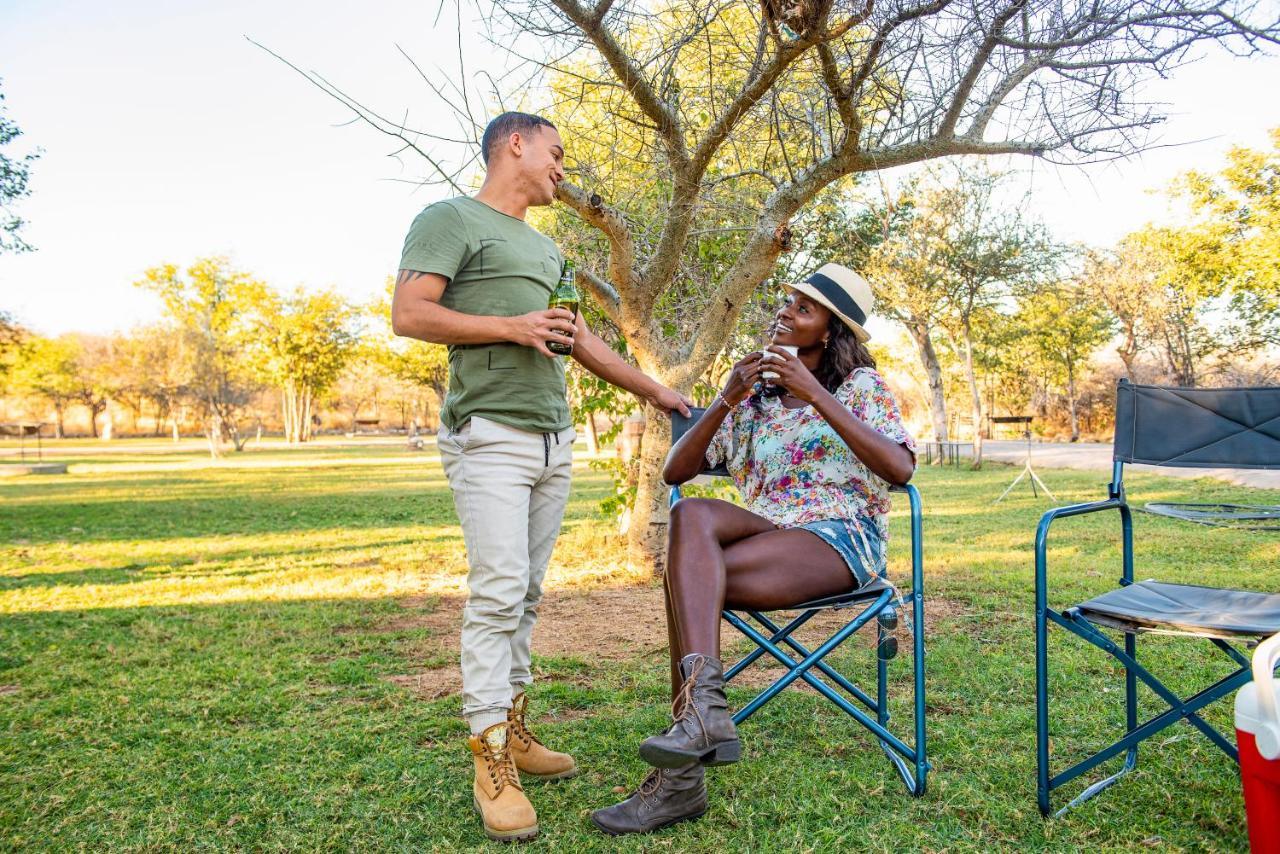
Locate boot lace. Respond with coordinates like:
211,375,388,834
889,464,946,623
508,697,542,748
481,740,523,793
637,768,665,809
669,655,708,740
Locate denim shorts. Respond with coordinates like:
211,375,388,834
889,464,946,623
795,516,885,588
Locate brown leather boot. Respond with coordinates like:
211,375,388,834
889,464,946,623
470,722,539,843
639,654,740,768
590,763,707,836
508,692,577,780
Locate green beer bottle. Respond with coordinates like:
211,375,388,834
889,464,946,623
547,259,580,356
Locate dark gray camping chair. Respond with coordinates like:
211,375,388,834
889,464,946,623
1034,380,1280,816
669,408,928,795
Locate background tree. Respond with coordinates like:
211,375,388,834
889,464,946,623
0,80,40,255
68,334,120,439
367,282,450,428
332,347,394,430
257,0,1280,567
933,165,1060,465
0,310,26,393
1079,243,1160,381
1018,282,1115,441
1174,129,1280,353
125,325,192,439
863,165,1059,461
136,257,266,456
10,334,80,437
1127,225,1224,386
861,181,953,445
253,288,360,443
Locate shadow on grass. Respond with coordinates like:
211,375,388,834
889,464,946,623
0,533,445,591
0,584,1253,852
2,469,614,547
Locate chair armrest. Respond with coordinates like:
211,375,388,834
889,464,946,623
890,483,924,595
1034,497,1133,614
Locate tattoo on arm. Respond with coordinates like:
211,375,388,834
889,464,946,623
395,269,431,286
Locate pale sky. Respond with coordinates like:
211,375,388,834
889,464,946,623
2,0,1279,337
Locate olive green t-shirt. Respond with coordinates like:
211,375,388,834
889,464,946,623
398,197,570,433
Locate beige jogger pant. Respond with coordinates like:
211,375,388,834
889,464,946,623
437,415,575,730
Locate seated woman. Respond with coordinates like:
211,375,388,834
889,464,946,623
591,263,916,836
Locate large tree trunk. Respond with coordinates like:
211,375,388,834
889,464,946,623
1161,320,1197,386
302,389,313,441
282,383,299,443
281,382,315,443
207,411,223,459
583,414,599,455
1117,346,1137,382
1066,362,1079,442
625,403,673,577
906,322,948,448
54,401,65,439
961,322,984,467
228,421,250,452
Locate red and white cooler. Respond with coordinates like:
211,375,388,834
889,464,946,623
1237,632,1280,854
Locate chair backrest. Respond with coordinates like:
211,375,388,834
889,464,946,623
671,406,730,477
1112,380,1280,470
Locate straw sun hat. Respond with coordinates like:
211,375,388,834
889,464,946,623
784,263,875,343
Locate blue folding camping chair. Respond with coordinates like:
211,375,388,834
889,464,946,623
1034,380,1280,816
669,408,929,796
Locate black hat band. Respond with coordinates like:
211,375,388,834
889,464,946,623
806,271,867,327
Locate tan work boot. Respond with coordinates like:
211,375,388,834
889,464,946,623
508,692,578,780
470,722,539,843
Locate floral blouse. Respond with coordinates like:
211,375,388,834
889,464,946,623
705,368,916,543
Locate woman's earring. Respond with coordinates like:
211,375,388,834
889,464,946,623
822,337,830,347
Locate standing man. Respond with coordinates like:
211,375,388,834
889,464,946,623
391,111,690,843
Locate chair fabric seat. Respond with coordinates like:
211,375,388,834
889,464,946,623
787,576,894,611
1076,579,1280,638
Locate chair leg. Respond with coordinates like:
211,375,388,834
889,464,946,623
1035,605,1053,816
877,622,889,729
1065,614,1241,759
724,610,820,684
1041,611,1251,816
722,601,920,760
745,610,880,713
1125,629,1139,763
721,589,928,797
874,618,919,794
911,587,928,796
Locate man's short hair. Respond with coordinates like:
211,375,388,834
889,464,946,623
481,112,557,165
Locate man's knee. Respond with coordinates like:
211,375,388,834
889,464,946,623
464,593,525,632
522,585,543,611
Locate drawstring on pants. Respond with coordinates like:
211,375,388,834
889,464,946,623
542,431,561,467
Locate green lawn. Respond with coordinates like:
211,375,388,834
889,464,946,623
1,443,1276,851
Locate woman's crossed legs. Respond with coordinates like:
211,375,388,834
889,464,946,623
663,497,858,699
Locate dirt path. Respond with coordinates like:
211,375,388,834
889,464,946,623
384,586,966,699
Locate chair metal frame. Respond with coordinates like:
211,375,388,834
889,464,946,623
1034,380,1280,817
669,479,929,796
